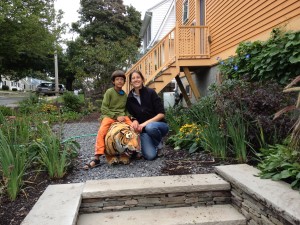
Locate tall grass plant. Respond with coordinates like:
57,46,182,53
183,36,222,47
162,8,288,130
226,113,248,162
0,130,28,200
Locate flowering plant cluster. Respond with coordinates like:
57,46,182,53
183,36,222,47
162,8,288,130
40,103,58,113
167,123,204,153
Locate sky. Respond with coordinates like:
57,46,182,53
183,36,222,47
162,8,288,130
55,0,163,40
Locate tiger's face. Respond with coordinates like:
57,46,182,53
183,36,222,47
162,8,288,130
114,127,140,156
105,122,140,157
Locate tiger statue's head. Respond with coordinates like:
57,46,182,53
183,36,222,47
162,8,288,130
104,122,140,165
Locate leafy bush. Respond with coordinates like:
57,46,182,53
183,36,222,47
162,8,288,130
257,142,300,191
62,91,82,112
218,29,300,85
212,79,296,149
167,123,204,153
165,106,189,134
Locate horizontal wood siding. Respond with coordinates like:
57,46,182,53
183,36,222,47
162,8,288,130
206,0,300,57
176,0,197,25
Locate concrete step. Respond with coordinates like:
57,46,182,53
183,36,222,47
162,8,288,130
82,174,230,199
77,204,246,225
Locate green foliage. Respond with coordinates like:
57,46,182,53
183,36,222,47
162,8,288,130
212,79,296,149
198,107,228,159
226,113,248,162
165,106,189,134
218,29,300,85
69,0,142,92
167,123,204,153
0,95,84,200
30,124,79,179
0,129,28,200
257,142,300,191
0,0,58,79
0,106,13,116
62,91,82,112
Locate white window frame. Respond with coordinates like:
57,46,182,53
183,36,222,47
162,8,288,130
182,0,189,24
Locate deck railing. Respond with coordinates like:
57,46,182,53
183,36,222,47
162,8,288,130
125,24,210,92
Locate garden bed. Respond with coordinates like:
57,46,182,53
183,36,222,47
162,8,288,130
0,112,224,225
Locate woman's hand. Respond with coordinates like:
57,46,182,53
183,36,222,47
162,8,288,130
137,123,146,133
131,120,140,132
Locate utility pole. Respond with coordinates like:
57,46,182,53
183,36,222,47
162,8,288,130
53,0,59,96
54,50,59,96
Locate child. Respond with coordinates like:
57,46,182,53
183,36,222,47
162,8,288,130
83,70,132,169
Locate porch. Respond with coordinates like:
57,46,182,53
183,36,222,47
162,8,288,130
125,23,212,104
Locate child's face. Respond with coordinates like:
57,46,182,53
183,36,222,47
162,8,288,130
113,77,125,88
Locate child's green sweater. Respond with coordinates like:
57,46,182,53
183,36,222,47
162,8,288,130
100,87,129,120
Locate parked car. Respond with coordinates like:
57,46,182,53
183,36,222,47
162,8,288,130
36,83,65,95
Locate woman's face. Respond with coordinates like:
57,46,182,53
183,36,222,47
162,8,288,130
130,72,143,89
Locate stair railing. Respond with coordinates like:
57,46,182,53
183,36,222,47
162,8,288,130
125,24,210,93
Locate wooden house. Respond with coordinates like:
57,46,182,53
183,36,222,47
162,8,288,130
125,0,300,105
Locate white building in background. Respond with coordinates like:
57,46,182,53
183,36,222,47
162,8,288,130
0,77,50,92
140,0,175,54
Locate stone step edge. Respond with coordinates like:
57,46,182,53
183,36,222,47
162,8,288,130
82,174,230,199
215,164,300,225
21,183,84,225
77,204,246,225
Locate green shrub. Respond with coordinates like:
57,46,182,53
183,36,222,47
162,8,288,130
167,123,204,153
257,141,300,191
165,106,189,134
218,29,300,85
212,79,296,149
62,91,82,112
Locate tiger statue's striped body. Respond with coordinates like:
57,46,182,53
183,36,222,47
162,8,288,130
104,122,140,165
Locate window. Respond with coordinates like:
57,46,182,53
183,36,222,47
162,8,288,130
182,0,189,24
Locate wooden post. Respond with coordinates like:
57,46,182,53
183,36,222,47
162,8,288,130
183,67,201,100
175,75,192,107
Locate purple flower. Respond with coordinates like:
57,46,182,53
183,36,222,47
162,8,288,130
234,65,238,71
220,61,224,65
245,54,250,59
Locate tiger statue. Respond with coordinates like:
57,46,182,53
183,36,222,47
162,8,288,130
104,122,140,165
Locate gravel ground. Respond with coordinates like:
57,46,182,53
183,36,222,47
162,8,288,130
58,122,166,183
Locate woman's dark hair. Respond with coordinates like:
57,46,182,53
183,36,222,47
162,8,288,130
129,70,145,83
111,70,126,82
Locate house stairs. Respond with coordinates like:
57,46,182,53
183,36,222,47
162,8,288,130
21,164,300,225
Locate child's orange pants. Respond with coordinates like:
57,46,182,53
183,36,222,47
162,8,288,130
95,116,132,155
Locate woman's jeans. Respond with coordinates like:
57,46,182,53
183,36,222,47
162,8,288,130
140,122,169,160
